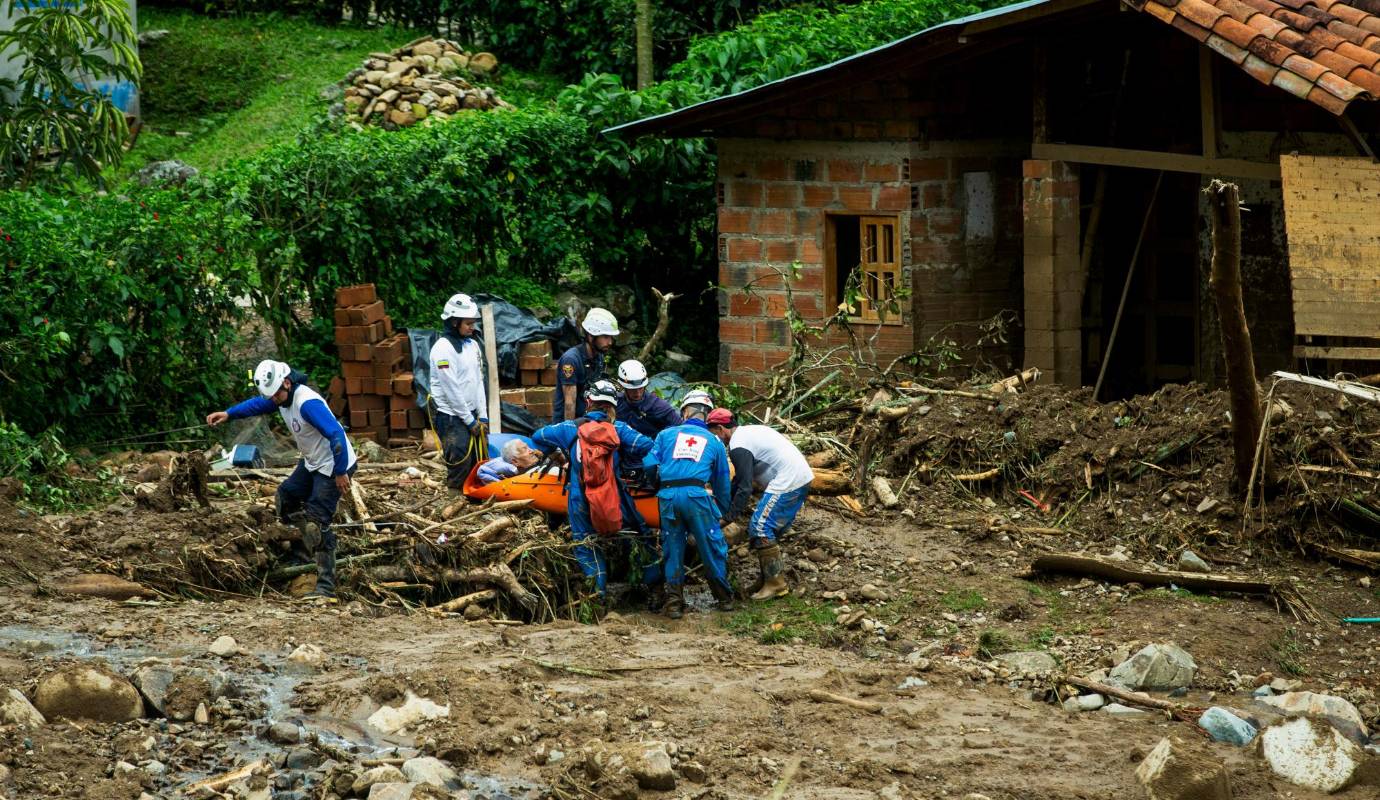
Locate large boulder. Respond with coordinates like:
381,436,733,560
995,651,1058,676
366,692,449,734
1109,643,1196,690
1258,717,1375,794
0,687,45,728
130,661,231,720
1134,735,1233,800
1257,692,1369,744
34,664,143,722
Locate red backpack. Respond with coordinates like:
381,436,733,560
577,419,623,535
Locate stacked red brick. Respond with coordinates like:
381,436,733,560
498,341,557,420
330,284,426,445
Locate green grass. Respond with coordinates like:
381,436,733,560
119,10,420,178
721,596,839,645
940,587,987,612
1271,628,1308,677
1131,587,1220,604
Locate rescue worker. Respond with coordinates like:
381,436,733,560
531,379,657,598
207,360,356,601
554,307,618,422
614,359,681,438
706,408,814,601
429,293,487,491
650,389,733,618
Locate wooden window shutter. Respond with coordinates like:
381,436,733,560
857,216,900,323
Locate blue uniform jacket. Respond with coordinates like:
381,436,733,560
530,411,653,504
226,372,351,476
616,392,682,438
652,419,731,518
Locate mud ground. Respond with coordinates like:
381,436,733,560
4,492,1380,799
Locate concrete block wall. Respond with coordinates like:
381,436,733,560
1022,159,1082,386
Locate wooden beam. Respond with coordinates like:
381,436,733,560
1295,345,1380,361
1031,142,1280,180
1032,45,1048,145
1199,46,1220,159
1336,113,1377,162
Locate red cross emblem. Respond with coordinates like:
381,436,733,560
685,437,697,447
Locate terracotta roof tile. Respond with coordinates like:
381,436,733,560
1131,0,1380,113
1214,16,1263,46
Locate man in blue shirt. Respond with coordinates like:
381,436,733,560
614,359,681,438
531,380,656,600
553,307,618,422
207,360,357,601
650,389,733,619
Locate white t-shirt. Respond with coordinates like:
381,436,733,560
429,335,485,424
728,425,814,494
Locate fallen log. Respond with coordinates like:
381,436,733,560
181,759,267,794
266,553,385,581
439,563,537,611
1060,675,1201,722
952,467,1000,482
467,515,518,542
807,689,882,714
51,573,156,601
431,588,497,613
811,467,852,496
1029,553,1276,596
987,367,1040,395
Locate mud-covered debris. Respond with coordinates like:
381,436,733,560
1134,735,1232,800
34,664,144,722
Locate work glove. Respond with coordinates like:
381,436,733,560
468,418,487,440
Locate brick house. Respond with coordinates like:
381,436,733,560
610,0,1380,397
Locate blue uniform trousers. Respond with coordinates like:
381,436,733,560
658,487,730,594
569,494,662,596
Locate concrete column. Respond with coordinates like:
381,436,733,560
1022,159,1081,386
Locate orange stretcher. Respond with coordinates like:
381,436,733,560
462,462,663,527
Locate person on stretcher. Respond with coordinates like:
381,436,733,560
476,439,542,484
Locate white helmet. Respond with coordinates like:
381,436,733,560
582,307,619,337
441,293,480,322
616,359,649,389
586,379,620,407
680,389,713,414
254,359,292,398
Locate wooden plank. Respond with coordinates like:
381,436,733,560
1294,345,1380,360
1199,46,1219,160
1031,142,1280,180
481,304,501,434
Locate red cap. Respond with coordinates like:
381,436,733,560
706,407,734,426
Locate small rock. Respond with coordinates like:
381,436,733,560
208,636,239,657
1195,497,1219,514
1260,717,1368,793
1102,703,1154,718
1062,693,1106,712
1253,685,1275,698
352,765,408,794
287,644,325,669
285,747,321,770
143,759,166,776
547,749,565,764
193,702,209,724
897,676,928,690
995,651,1058,676
806,548,829,564
1198,707,1258,746
1176,550,1211,573
34,665,144,722
858,583,888,602
367,691,450,734
1109,643,1196,691
401,756,457,788
680,761,708,783
266,721,301,744
1135,735,1232,800
367,782,419,800
631,744,676,791
1360,576,1372,589
1,687,45,728
468,52,498,74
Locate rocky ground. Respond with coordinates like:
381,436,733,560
6,377,1380,798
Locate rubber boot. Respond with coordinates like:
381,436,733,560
662,584,685,619
708,579,736,612
303,547,337,602
645,582,666,614
750,544,789,601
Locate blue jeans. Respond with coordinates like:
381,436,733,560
749,485,810,544
433,411,477,490
277,460,356,551
658,488,730,594
569,495,661,596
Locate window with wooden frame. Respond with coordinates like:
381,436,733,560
825,214,903,324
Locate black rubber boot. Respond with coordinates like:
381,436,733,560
709,579,736,612
303,546,337,602
662,584,685,619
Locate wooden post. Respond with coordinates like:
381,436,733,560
635,0,654,91
481,304,501,434
1199,47,1220,159
1206,180,1265,495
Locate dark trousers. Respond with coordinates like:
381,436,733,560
434,411,479,489
277,460,353,552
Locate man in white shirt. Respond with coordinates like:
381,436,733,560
428,293,487,490
706,408,813,601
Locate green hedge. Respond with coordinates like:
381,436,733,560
0,189,255,442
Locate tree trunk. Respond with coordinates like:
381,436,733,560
1206,179,1266,495
635,0,654,90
